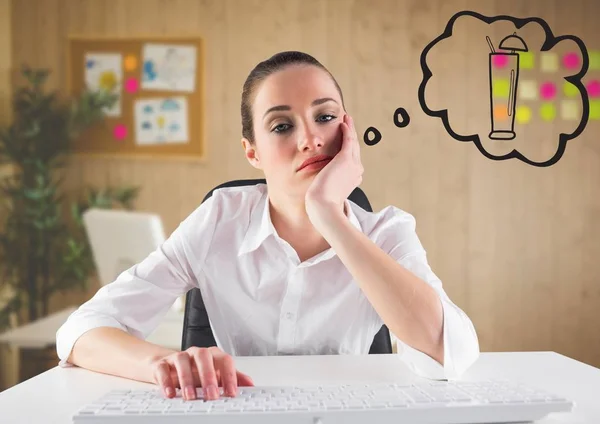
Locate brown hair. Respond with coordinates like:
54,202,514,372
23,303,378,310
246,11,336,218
241,51,345,144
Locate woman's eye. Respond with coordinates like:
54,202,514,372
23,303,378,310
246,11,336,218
318,114,336,122
271,115,336,134
272,123,291,133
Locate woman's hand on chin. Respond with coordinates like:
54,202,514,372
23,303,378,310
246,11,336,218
305,114,363,227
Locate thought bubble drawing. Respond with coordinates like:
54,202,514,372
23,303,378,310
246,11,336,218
419,11,589,167
363,107,410,146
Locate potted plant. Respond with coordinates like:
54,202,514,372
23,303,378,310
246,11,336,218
0,66,140,332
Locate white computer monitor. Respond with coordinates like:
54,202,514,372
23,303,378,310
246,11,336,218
82,208,166,287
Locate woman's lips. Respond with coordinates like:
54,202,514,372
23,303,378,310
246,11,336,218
298,158,331,171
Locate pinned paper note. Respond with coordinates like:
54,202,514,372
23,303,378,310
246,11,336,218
493,105,508,121
492,79,510,98
124,55,138,72
590,101,600,120
493,55,508,68
515,105,532,124
134,97,189,145
539,103,556,121
587,80,600,98
85,53,122,116
114,124,127,141
590,51,600,71
518,52,534,70
125,77,139,94
540,52,558,73
142,44,197,92
563,82,579,97
560,100,579,121
562,52,580,70
540,82,557,100
518,80,537,100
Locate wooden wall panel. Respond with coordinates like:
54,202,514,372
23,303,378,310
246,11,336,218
8,0,600,367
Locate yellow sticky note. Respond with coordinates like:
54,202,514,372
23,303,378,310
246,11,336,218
563,81,579,97
590,100,600,120
561,100,579,121
516,105,532,124
540,103,556,121
519,52,535,69
541,52,558,72
493,79,510,98
590,51,600,70
518,80,537,100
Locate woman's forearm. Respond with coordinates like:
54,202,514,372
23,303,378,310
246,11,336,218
68,327,177,384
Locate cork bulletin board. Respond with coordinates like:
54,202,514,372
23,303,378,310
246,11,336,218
67,36,205,160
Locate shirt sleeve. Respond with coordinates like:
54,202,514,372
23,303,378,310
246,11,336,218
372,206,480,380
55,197,219,367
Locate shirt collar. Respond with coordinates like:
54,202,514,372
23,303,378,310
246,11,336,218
238,191,363,258
237,189,275,257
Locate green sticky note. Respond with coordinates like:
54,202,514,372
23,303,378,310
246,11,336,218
541,52,558,72
563,81,579,97
540,103,556,121
590,100,600,120
590,51,600,70
493,79,510,98
519,52,534,69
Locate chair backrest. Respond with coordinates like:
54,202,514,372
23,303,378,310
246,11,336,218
181,179,392,354
83,208,166,287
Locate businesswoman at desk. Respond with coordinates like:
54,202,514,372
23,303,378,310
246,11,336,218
56,51,480,403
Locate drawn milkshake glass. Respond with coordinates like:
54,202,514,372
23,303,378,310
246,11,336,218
487,33,528,140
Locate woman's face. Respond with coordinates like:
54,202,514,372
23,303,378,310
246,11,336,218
242,64,346,197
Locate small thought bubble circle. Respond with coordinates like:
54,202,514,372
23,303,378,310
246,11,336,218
363,107,410,146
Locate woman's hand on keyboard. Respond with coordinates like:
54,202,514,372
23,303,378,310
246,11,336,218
150,346,254,401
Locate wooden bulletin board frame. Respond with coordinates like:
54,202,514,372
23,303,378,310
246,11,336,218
66,35,205,161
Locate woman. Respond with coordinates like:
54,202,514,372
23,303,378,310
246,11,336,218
56,51,479,402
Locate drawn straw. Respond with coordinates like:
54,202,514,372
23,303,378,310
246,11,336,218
486,36,496,53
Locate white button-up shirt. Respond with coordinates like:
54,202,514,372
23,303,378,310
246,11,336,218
56,184,479,380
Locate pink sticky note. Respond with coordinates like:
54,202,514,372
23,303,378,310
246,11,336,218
114,124,127,141
563,52,580,70
540,82,557,100
587,79,600,98
493,54,508,68
125,77,139,94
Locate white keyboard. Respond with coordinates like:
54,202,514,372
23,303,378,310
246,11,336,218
72,379,574,423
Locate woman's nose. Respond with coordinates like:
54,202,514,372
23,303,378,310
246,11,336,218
297,126,324,151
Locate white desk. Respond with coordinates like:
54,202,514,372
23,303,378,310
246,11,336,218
0,352,598,423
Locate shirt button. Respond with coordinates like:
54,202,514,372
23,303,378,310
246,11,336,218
285,312,294,320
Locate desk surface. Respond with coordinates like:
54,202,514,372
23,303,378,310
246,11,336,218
0,352,599,423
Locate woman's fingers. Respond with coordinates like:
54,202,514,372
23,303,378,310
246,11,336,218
153,361,176,399
192,348,220,400
213,353,238,397
236,370,255,387
152,347,255,401
172,352,197,400
347,115,360,163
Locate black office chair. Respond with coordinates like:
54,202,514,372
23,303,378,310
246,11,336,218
181,179,392,354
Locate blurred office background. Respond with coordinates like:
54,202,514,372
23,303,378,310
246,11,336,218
0,0,599,391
